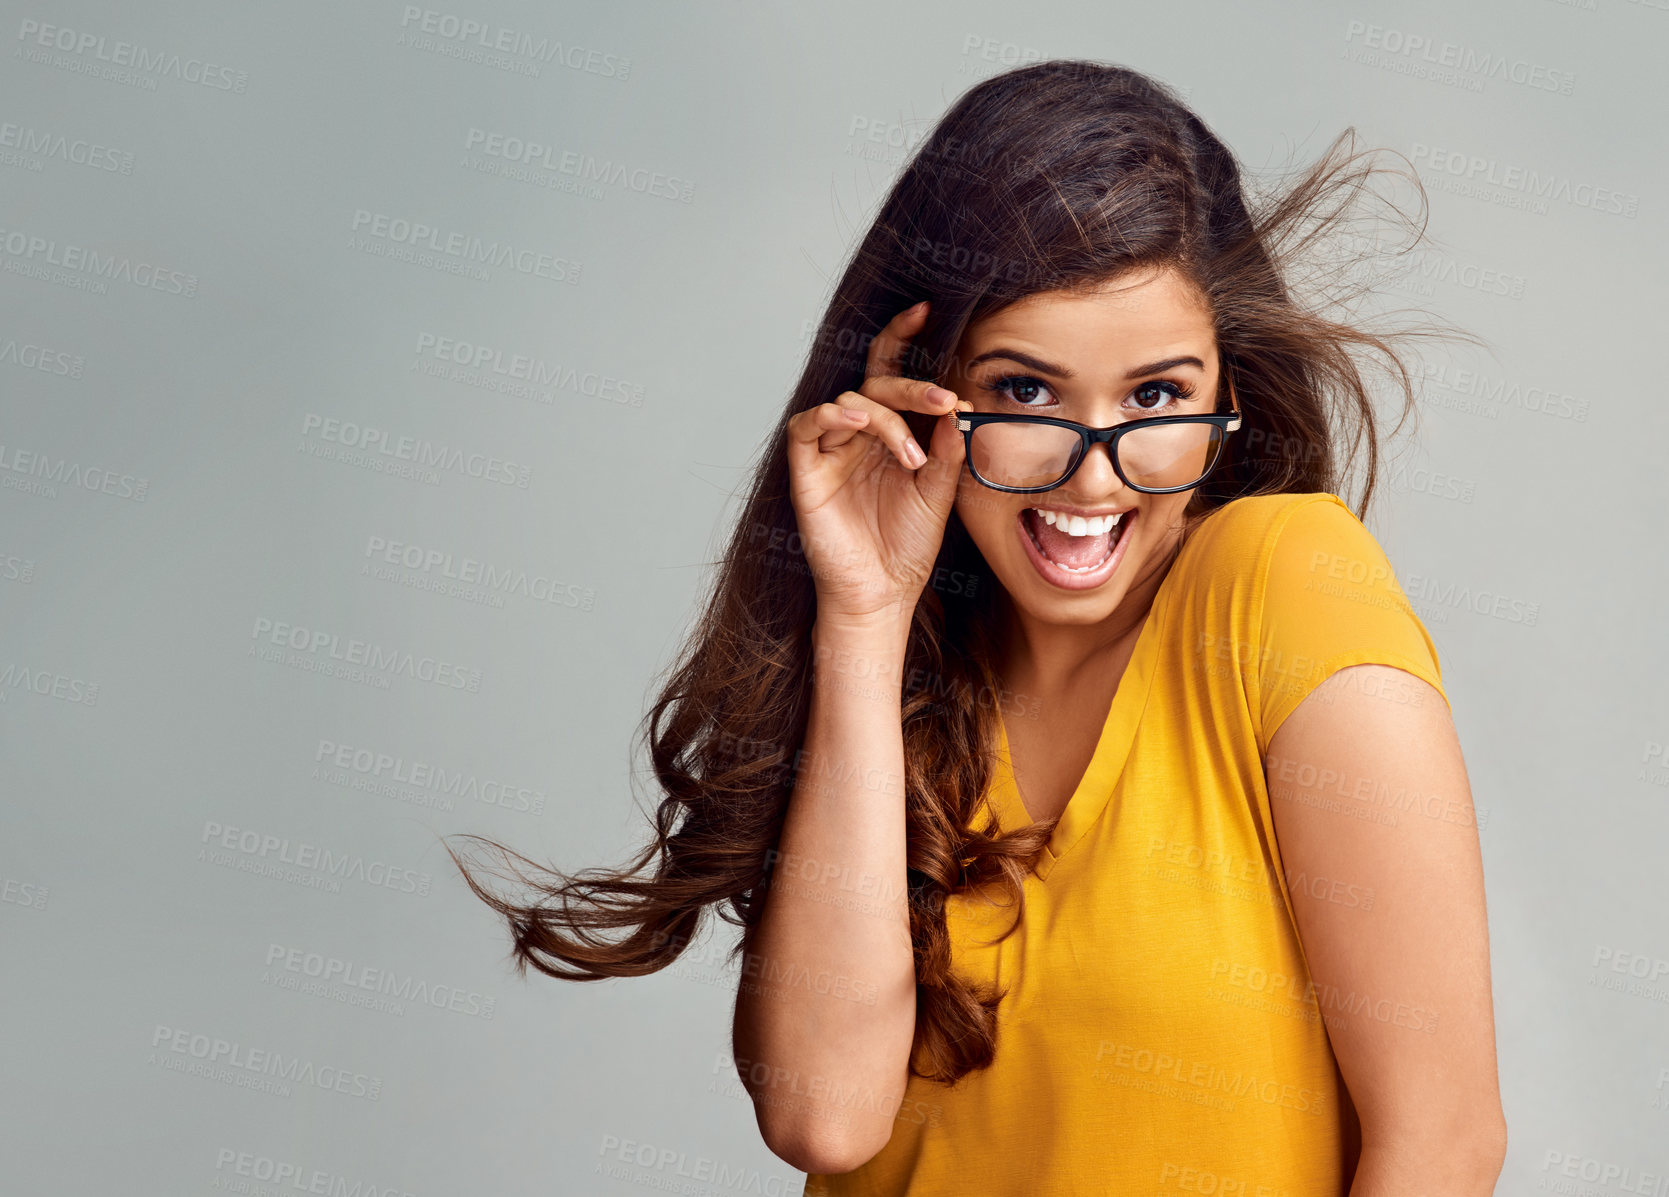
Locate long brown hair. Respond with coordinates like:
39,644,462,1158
442,58,1479,1085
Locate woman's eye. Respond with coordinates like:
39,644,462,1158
983,374,1054,407
1128,381,1191,412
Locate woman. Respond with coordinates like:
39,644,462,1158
447,60,1506,1194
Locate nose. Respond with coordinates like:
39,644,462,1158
1063,433,1129,498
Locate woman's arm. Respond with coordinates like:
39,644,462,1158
1265,664,1507,1195
732,614,920,1175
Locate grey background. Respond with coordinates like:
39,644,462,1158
3,1,1666,1193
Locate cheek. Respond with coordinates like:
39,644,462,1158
955,491,1021,554
1145,493,1189,529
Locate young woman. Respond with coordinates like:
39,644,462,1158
447,60,1506,1195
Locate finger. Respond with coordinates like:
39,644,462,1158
786,403,877,503
830,390,930,471
860,372,959,417
909,404,970,518
863,300,930,382
788,400,870,453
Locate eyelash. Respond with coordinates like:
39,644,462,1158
977,373,1197,411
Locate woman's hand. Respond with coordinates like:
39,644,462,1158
785,301,967,629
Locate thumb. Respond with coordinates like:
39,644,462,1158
912,407,966,519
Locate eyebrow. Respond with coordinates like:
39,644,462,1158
964,349,1206,380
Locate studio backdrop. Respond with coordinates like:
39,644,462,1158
3,1,1666,1194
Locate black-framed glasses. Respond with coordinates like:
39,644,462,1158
954,408,1242,494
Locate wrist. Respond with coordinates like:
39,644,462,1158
811,613,913,685
812,605,913,648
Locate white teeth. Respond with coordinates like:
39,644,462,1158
1034,509,1125,536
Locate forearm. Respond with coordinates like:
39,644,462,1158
1348,1124,1507,1197
734,615,920,1172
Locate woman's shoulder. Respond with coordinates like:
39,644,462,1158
1195,493,1443,747
1196,489,1352,536
1179,490,1357,579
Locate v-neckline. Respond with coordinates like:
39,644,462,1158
987,558,1179,881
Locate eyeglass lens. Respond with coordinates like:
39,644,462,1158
968,420,1225,491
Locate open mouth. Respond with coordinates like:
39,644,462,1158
1016,505,1136,589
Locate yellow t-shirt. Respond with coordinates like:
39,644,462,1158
804,491,1449,1197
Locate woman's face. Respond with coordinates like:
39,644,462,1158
941,265,1230,630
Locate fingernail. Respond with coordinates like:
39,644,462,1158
904,438,926,467
911,300,928,313
929,386,957,405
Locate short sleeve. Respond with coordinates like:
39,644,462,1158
1252,495,1449,753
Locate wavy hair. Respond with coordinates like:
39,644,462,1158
443,58,1479,1085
